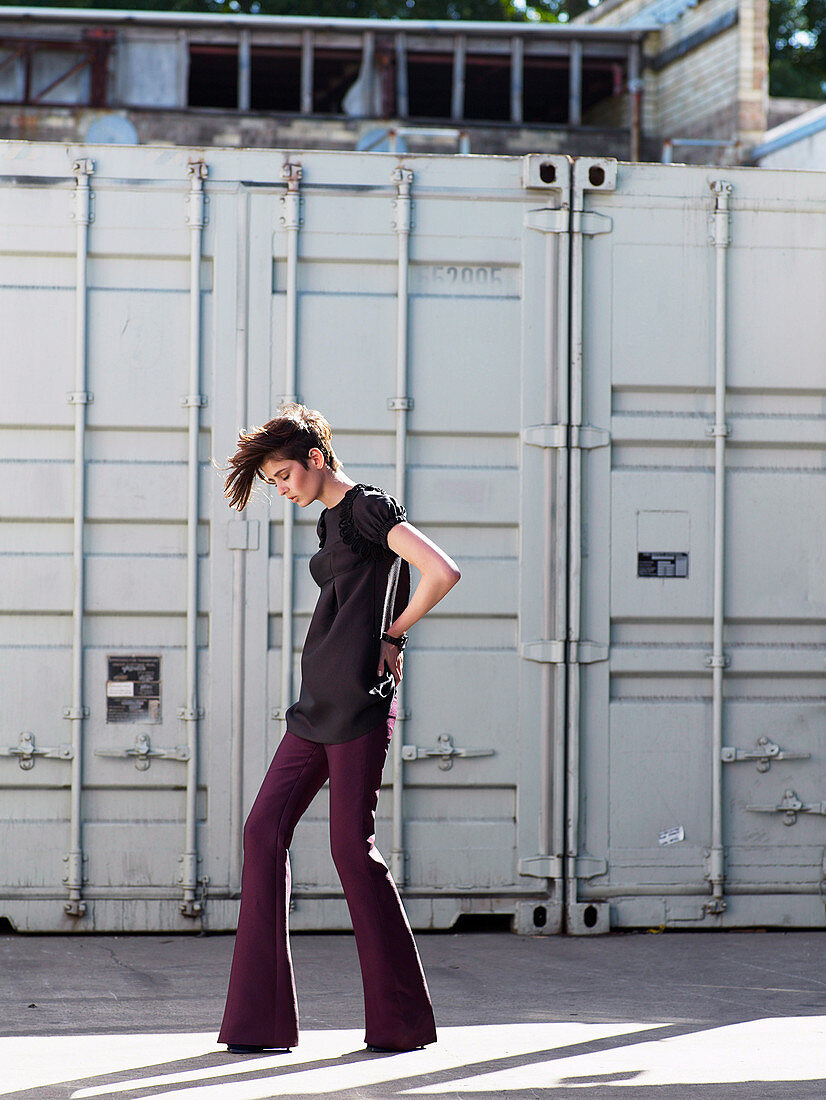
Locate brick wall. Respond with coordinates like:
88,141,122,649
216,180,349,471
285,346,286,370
577,0,768,163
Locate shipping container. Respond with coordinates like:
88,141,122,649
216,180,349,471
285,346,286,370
1,140,824,933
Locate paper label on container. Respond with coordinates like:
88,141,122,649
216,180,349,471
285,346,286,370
658,825,685,846
107,681,134,697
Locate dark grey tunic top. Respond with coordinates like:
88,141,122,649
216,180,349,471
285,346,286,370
284,483,410,744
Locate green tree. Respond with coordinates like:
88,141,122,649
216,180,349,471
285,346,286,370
769,0,826,98
0,0,566,19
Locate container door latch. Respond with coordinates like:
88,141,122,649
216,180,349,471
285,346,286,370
402,732,494,771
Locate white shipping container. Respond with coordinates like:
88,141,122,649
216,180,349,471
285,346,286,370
0,141,824,934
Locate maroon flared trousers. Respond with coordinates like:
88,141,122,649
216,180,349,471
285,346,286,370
217,701,437,1051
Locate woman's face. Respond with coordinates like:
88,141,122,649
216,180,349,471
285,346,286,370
260,451,323,507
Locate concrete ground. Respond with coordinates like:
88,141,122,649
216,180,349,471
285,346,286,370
4,930,826,1099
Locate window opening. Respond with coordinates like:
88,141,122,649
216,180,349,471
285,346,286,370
250,46,301,112
523,56,570,125
407,52,452,120
582,59,627,115
189,44,238,109
312,49,361,114
464,54,511,122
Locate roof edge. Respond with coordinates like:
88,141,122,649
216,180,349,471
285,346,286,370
0,4,653,37
752,101,826,159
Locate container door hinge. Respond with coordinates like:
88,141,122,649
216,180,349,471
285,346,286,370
576,857,608,879
520,640,566,664
569,641,609,664
522,424,609,450
520,640,608,664
721,737,810,773
94,733,190,771
523,423,567,449
746,788,826,826
524,207,569,234
227,519,260,550
572,425,610,450
572,211,613,236
518,855,563,879
0,731,74,770
401,732,494,771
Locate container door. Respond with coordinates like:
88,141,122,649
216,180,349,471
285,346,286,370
574,160,826,930
242,151,573,932
0,144,570,933
0,144,230,931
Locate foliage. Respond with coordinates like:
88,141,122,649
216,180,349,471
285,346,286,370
769,0,826,98
0,0,566,20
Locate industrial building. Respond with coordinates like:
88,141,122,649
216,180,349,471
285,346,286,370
0,0,788,163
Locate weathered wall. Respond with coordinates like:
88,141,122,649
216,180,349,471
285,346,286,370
754,102,826,168
767,96,825,130
577,0,768,163
655,0,740,146
0,105,633,159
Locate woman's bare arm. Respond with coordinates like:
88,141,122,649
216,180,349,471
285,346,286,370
376,521,461,682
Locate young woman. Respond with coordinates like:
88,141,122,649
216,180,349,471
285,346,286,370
218,403,461,1056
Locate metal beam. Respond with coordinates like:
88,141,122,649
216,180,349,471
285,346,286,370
300,28,313,114
395,31,409,118
568,39,582,126
628,42,642,161
451,33,465,121
510,36,523,124
238,28,250,111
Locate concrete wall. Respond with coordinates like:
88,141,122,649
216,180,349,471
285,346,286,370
754,102,826,169
0,105,633,159
767,96,826,130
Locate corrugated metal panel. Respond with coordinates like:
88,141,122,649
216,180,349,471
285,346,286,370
5,143,825,935
0,142,569,933
574,161,826,930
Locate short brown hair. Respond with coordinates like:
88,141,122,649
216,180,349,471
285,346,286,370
224,403,341,510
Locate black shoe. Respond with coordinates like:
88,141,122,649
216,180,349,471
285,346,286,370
366,1043,425,1053
226,1043,291,1054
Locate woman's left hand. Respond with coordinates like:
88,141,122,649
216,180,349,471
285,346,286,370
378,639,404,686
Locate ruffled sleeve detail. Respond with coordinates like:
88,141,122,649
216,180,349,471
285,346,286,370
340,483,406,560
316,510,327,549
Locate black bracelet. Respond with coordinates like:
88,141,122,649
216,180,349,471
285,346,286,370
382,631,408,651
